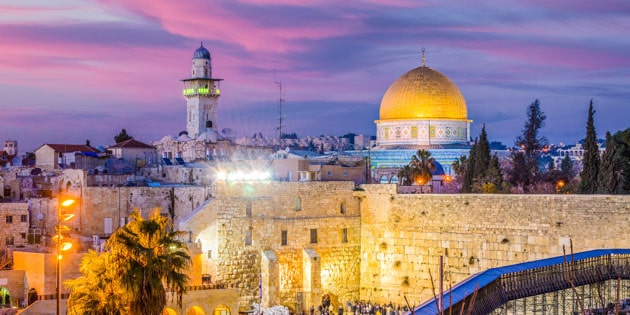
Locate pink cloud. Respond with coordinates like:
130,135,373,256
97,0,365,53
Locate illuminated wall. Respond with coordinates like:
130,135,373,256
357,185,630,305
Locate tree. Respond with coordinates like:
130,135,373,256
281,132,298,139
578,100,600,194
597,131,622,194
66,251,127,315
398,165,414,186
461,140,476,193
483,154,504,192
461,125,503,193
109,209,191,315
560,155,575,179
451,156,467,179
114,129,133,143
511,99,547,192
472,125,491,181
67,209,191,315
398,149,436,186
611,128,630,193
516,99,547,156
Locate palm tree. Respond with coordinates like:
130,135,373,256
65,251,127,315
411,149,436,185
398,150,436,186
398,165,414,185
109,209,191,315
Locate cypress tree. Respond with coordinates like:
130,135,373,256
547,159,555,173
560,155,574,179
508,152,528,189
462,139,476,193
473,124,491,181
484,154,503,192
597,131,621,194
612,128,630,193
578,100,600,194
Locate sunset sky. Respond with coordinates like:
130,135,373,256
1,0,629,152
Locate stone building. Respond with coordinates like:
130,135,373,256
0,203,29,251
107,138,158,163
34,144,100,170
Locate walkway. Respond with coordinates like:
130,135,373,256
413,248,630,314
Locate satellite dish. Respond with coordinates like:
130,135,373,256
285,147,290,152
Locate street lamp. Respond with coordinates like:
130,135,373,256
56,198,76,315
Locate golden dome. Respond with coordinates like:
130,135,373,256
379,65,467,120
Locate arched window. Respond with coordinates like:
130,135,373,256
185,306,206,315
163,308,178,315
295,197,302,211
340,202,346,214
213,304,231,315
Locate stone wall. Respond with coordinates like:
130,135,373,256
0,269,25,304
28,185,210,238
12,251,83,297
356,184,630,305
0,203,29,250
181,181,362,312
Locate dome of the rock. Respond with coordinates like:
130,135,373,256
379,66,467,121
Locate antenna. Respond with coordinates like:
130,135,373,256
274,71,285,146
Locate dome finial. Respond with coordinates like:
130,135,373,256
421,47,426,67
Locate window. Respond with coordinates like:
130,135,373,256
295,197,302,211
327,170,332,176
281,230,288,246
104,218,113,235
245,227,253,245
340,202,346,214
207,250,212,259
20,233,26,239
246,201,252,217
342,228,348,243
5,216,12,224
310,229,318,244
343,171,349,177
6,237,14,246
21,214,28,223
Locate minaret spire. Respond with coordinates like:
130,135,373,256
421,47,426,67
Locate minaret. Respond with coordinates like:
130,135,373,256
3,140,17,156
182,42,223,139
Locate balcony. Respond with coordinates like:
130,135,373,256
183,87,221,96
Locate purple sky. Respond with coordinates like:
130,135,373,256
1,0,629,153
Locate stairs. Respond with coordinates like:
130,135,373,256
0,250,12,269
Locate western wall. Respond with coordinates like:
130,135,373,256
180,182,629,312
357,184,630,306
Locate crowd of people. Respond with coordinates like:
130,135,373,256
307,301,415,315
